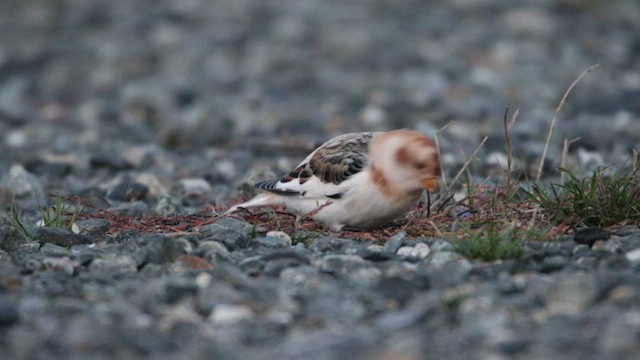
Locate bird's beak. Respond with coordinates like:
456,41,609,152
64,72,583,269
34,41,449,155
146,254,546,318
423,178,438,192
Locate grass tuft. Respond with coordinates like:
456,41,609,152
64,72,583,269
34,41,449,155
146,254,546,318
453,222,526,261
5,202,36,240
526,166,640,228
4,194,84,240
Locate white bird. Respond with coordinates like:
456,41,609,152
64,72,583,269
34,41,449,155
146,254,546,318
225,129,441,231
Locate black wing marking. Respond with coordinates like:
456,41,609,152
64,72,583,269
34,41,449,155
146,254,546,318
308,132,373,185
255,179,306,196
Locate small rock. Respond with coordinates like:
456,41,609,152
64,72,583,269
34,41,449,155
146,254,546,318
200,218,254,237
397,243,431,260
592,237,623,254
90,255,138,277
360,245,392,261
176,255,214,270
179,178,212,194
539,255,569,273
39,242,69,257
309,237,352,253
0,224,29,252
347,267,383,286
0,296,19,326
210,229,255,251
73,218,110,236
238,256,265,275
0,164,44,198
107,180,149,201
35,227,92,248
266,231,293,246
41,257,76,275
375,292,440,330
625,248,640,263
572,244,590,256
69,244,101,265
574,227,611,247
136,235,186,265
262,251,310,276
546,273,597,315
89,154,133,170
159,276,199,303
153,195,184,216
134,173,169,198
209,304,254,325
430,239,455,252
197,241,236,263
263,257,306,277
384,231,406,254
315,254,368,275
256,236,291,248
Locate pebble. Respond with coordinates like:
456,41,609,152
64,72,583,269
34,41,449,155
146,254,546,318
625,248,640,263
0,164,44,198
35,227,92,248
266,231,293,247
209,304,254,325
179,178,212,194
89,255,138,278
383,231,406,254
397,243,431,260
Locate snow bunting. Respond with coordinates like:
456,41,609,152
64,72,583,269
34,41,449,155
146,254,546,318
225,129,441,231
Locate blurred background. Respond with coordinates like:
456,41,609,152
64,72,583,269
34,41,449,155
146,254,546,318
1,0,639,197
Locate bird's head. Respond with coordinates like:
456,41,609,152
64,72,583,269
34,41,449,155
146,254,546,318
370,129,441,194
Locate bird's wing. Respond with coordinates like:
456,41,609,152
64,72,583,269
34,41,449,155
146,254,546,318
255,132,376,199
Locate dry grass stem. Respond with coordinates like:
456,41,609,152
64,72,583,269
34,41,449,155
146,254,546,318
449,136,488,191
536,64,600,182
435,121,453,186
503,106,519,189
559,137,580,185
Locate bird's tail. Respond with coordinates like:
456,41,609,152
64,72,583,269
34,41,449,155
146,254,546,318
223,193,278,215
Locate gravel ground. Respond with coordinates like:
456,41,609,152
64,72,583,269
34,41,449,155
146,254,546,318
1,0,640,359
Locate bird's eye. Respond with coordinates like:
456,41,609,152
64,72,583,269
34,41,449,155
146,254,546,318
414,160,427,169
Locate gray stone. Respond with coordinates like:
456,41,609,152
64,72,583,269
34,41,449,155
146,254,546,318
309,237,353,253
197,241,237,263
39,242,69,257
255,236,290,248
0,224,29,252
0,164,44,198
375,292,440,330
200,218,254,237
179,178,212,194
430,239,455,252
383,231,406,254
314,254,368,275
265,231,292,246
546,273,598,316
35,227,92,248
90,255,138,277
73,218,110,236
153,196,184,216
41,257,76,275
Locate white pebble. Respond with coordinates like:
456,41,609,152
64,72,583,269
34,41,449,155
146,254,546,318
625,248,640,263
209,304,254,325
266,231,292,246
397,243,431,259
